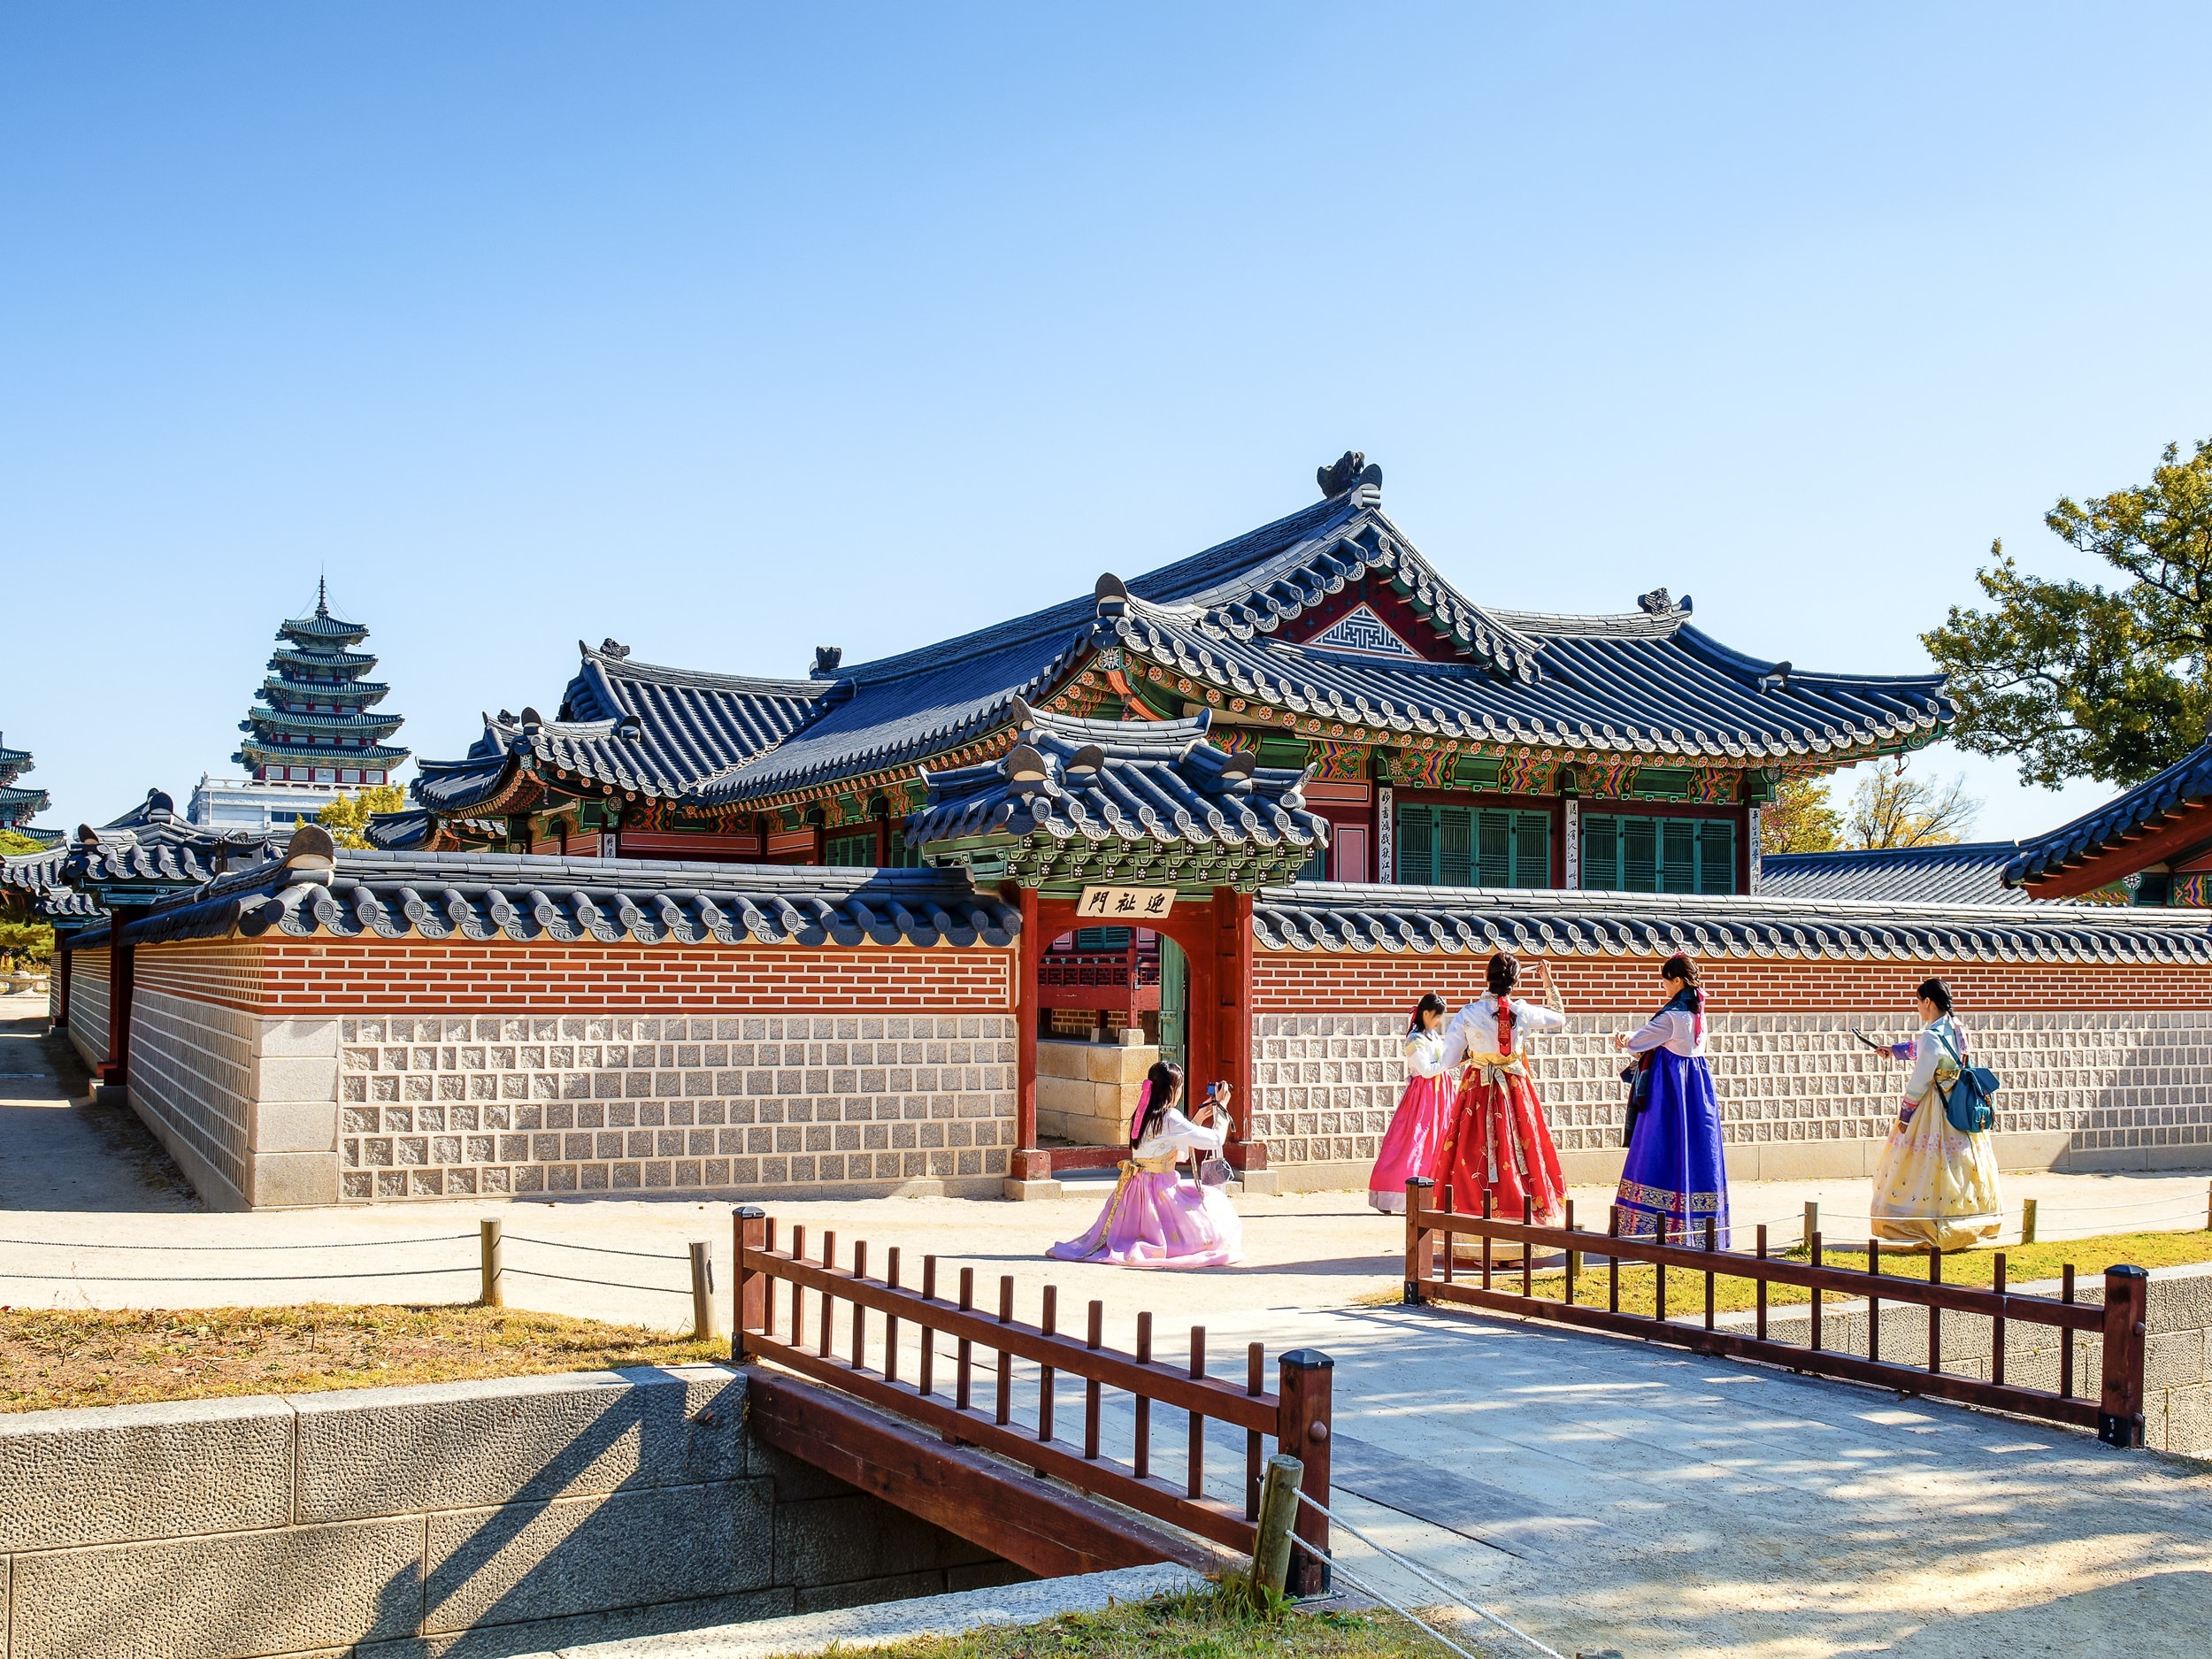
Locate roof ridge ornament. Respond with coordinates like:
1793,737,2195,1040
1317,450,1382,498
812,646,843,679
1094,573,1129,618
1637,588,1675,615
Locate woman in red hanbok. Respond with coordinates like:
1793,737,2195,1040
1434,954,1569,1225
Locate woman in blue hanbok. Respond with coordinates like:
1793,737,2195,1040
1611,954,1729,1245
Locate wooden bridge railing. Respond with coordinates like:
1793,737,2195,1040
1402,1177,2150,1448
733,1207,1333,1591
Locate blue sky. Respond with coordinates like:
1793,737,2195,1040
5,4,2209,841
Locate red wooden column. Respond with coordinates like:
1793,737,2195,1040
1010,885,1051,1182
1212,887,1262,1171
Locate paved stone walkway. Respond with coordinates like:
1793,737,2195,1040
6,989,2211,1654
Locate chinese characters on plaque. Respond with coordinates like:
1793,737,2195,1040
1075,886,1176,920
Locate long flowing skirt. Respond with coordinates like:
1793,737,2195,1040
1047,1166,1244,1267
1368,1072,1455,1214
1435,1070,1567,1226
1870,1094,2003,1251
1616,1052,1730,1246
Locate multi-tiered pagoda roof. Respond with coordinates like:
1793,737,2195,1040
0,730,57,848
235,583,408,787
378,457,1953,881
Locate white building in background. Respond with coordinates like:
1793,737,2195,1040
188,772,351,833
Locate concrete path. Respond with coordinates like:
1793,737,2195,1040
6,988,2212,1654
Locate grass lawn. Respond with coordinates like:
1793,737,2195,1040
0,1303,727,1414
1372,1227,2212,1321
816,1586,1478,1659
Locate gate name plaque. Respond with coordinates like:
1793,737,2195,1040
1074,886,1176,920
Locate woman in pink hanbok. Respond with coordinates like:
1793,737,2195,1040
1366,995,1451,1214
1048,1060,1243,1268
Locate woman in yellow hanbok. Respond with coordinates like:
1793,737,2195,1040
1870,978,2002,1250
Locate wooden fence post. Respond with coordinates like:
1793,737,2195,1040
1250,1453,1304,1598
733,1206,767,1362
1278,1348,1333,1596
480,1217,503,1308
1403,1176,1432,1304
2099,1264,2149,1448
689,1241,717,1342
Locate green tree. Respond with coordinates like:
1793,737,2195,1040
1924,437,2212,788
1759,772,1842,855
0,919,54,969
316,783,408,849
1842,757,1979,849
0,829,51,856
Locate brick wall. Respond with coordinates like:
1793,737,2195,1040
65,945,111,1071
127,938,1018,1208
336,1012,1016,1202
1251,951,2212,1179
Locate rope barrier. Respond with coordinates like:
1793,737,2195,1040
1291,1490,1568,1659
503,1267,691,1296
0,1266,475,1283
503,1235,693,1262
0,1234,476,1252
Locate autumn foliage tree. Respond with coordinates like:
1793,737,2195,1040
1841,757,1980,849
1758,773,1843,854
315,783,407,849
1924,437,2212,788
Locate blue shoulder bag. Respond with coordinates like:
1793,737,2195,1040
1932,1025,1999,1136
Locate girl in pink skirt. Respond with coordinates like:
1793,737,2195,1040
1048,1060,1243,1268
1367,994,1451,1214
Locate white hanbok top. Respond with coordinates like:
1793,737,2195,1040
1402,1029,1448,1079
1440,993,1566,1069
1134,1107,1225,1162
1624,1003,1708,1058
1901,1015,1967,1106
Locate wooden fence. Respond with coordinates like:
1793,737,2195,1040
1401,1177,2150,1448
733,1207,1334,1591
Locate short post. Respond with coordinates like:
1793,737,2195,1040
480,1217,503,1308
2098,1263,2149,1448
1278,1348,1333,1597
1803,1200,1818,1248
1403,1176,1432,1304
2022,1197,2039,1246
689,1240,717,1341
1249,1453,1304,1599
732,1206,766,1361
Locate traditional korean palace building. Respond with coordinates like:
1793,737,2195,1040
22,457,2212,1209
0,730,58,849
188,582,411,835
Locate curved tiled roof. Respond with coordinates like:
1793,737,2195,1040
1249,882,2212,964
242,707,405,739
1761,841,2026,906
271,645,377,678
258,677,391,707
411,651,829,816
401,469,1952,827
123,851,1020,952
908,708,1326,889
239,739,411,767
2003,742,2212,888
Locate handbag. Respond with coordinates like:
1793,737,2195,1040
1931,1026,1999,1135
1619,1056,1653,1148
1197,1154,1233,1187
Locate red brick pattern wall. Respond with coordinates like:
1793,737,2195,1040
1252,952,2212,1014
134,939,1015,1016
134,943,266,1015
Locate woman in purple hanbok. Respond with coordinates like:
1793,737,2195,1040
1048,1061,1244,1268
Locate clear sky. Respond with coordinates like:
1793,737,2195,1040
5,4,2209,841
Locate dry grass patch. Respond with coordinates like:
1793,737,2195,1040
805,1586,1484,1659
0,1302,726,1414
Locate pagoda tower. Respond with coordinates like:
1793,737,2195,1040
0,730,56,844
234,582,409,788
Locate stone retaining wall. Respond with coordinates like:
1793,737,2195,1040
0,1365,1019,1659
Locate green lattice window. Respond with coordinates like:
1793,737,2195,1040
825,831,878,867
1394,803,1551,888
1580,813,1736,895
